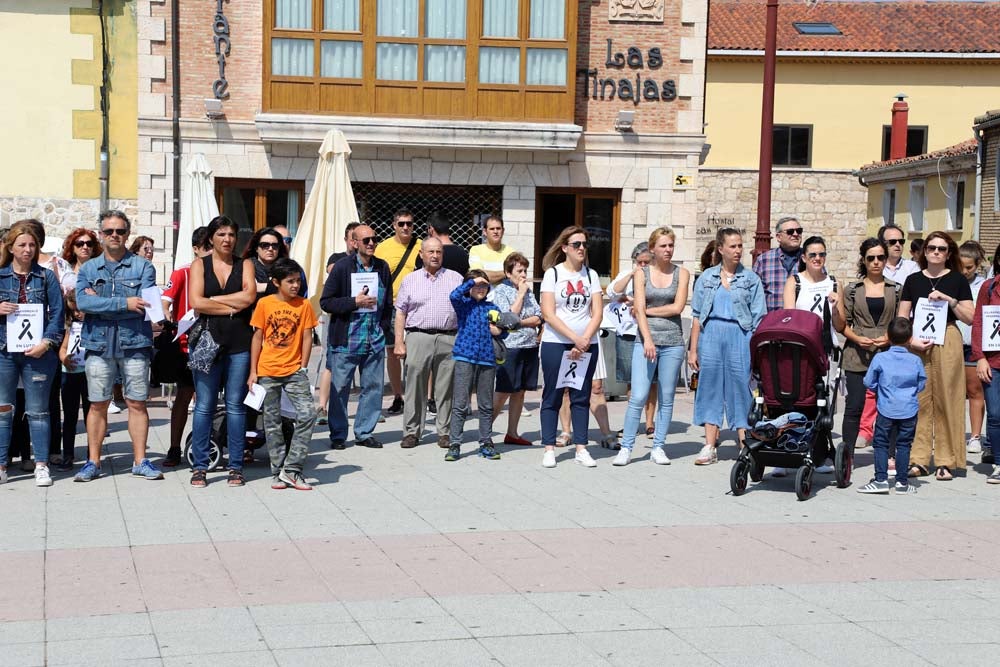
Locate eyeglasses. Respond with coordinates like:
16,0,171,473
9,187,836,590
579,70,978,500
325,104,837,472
885,238,904,246
101,228,127,237
359,236,376,246
925,244,949,254
568,241,588,249
74,240,96,248
865,254,887,262
282,236,293,245
806,251,827,259
781,227,804,236
258,242,280,250
396,220,413,228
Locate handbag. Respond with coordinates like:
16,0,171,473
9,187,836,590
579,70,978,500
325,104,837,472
187,316,220,373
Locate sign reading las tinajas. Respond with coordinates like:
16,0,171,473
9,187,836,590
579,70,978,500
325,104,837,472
610,0,665,23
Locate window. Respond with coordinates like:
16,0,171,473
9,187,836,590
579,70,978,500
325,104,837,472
264,0,577,122
215,179,305,254
882,186,896,227
772,125,811,167
908,182,926,232
948,178,966,231
536,189,620,281
793,22,841,35
881,126,928,161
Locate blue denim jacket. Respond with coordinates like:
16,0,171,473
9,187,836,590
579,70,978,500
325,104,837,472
0,263,64,352
76,251,156,353
691,264,766,332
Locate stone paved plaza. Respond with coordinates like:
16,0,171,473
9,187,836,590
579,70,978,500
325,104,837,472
2,382,999,666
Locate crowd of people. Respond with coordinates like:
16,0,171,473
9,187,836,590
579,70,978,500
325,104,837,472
1,208,998,491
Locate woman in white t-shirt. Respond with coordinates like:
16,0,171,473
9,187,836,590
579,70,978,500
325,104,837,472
539,227,603,469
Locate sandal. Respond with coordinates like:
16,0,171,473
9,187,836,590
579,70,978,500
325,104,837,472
909,464,930,478
935,466,953,481
227,470,246,487
190,470,207,488
555,432,572,448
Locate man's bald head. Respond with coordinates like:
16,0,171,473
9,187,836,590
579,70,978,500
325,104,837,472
420,237,444,273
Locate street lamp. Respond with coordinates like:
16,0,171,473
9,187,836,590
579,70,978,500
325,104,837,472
754,0,780,260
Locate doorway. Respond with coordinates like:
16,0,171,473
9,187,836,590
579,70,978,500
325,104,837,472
215,179,305,255
535,189,620,281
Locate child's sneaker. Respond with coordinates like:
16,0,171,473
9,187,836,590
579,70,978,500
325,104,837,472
894,481,917,495
987,465,1000,485
857,478,890,494
73,461,102,482
278,469,313,491
445,445,460,462
478,442,501,460
967,435,983,454
271,475,289,490
131,459,163,480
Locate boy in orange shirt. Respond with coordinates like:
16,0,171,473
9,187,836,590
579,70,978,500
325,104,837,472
249,259,318,490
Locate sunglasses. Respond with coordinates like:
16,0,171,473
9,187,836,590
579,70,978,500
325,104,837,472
359,236,376,245
101,228,127,237
397,220,413,228
806,251,827,259
885,238,904,246
865,254,887,262
568,241,588,249
925,244,949,254
781,227,804,236
258,242,281,250
74,240,96,248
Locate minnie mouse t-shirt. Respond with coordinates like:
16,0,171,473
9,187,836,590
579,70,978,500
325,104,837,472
541,264,601,344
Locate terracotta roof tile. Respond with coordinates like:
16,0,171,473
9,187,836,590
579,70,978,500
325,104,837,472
709,0,1000,54
859,138,978,172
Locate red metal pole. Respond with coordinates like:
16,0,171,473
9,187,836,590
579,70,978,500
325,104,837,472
754,0,780,261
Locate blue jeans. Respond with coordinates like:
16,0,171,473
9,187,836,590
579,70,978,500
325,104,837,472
0,350,58,467
984,370,1000,462
872,414,916,485
328,347,385,443
191,351,250,471
540,342,598,446
621,343,685,451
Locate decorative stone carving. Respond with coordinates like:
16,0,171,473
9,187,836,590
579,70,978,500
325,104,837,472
610,0,665,23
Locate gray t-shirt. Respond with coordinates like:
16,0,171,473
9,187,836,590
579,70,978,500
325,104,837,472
639,265,684,347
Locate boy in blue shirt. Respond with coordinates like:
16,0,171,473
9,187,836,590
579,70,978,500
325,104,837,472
859,317,927,494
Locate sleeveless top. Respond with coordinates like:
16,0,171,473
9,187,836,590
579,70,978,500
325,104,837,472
202,255,253,353
639,265,684,347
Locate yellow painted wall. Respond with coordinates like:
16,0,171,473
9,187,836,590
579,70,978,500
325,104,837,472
0,1,136,201
865,174,975,242
705,59,999,170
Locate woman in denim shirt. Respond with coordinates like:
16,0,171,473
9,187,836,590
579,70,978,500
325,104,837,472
687,228,765,466
0,222,64,486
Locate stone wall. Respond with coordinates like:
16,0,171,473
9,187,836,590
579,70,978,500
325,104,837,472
696,169,868,279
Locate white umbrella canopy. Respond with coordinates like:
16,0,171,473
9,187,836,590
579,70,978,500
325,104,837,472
290,129,360,313
177,153,219,268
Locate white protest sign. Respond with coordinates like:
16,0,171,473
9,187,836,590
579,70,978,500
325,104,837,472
604,301,635,335
173,309,198,342
801,283,830,317
6,303,43,352
351,272,379,313
913,297,947,345
66,321,85,368
556,351,592,390
143,286,165,322
243,383,265,411
982,305,1000,352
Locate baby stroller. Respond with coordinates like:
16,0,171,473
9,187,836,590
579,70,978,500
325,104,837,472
183,405,293,471
729,309,852,501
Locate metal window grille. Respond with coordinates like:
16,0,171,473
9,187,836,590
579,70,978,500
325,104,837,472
352,182,504,249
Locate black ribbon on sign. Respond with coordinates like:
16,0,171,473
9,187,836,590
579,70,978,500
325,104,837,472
70,336,81,355
811,293,823,313
18,318,32,340
565,361,578,378
992,320,1000,340
922,312,936,333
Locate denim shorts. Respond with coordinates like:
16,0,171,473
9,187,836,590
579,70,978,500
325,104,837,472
85,350,152,402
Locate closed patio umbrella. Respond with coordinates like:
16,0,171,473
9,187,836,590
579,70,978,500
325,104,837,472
177,153,219,268
290,129,360,314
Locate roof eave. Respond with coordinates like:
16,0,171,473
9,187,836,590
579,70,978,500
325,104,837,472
708,49,1000,60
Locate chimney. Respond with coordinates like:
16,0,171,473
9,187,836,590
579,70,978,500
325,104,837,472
890,93,909,160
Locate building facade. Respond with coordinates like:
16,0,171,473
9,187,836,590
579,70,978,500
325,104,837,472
975,110,1000,257
701,0,1000,278
139,0,708,283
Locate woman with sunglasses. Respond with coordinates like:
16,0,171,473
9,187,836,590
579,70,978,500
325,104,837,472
838,238,901,462
539,227,602,469
59,228,99,295
244,227,288,301
898,231,974,482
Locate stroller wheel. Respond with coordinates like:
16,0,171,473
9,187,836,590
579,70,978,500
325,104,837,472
730,460,749,496
834,439,854,488
749,457,765,482
795,465,813,501
183,432,223,472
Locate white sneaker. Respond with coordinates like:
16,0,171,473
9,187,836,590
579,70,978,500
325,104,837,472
650,448,671,465
0,467,7,484
612,448,631,466
107,402,123,415
575,449,597,468
968,435,983,454
815,459,835,474
542,450,556,468
771,467,788,478
34,466,52,487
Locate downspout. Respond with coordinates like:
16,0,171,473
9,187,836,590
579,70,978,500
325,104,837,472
974,127,984,242
98,0,110,211
171,0,182,269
